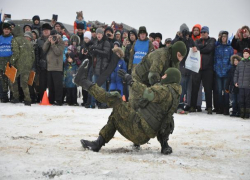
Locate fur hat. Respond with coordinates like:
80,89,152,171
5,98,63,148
104,26,113,34
155,33,162,40
112,47,124,58
230,54,242,65
42,23,52,30
149,32,156,39
138,26,148,36
76,11,83,19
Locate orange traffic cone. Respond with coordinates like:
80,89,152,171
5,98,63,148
40,91,51,105
122,95,126,102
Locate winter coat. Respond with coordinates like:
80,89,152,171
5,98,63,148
79,40,94,65
214,42,234,77
92,38,111,75
63,46,68,63
231,37,250,56
43,36,64,72
234,57,250,89
36,35,48,71
10,26,35,73
64,61,78,88
129,37,154,70
195,37,216,70
171,35,195,76
0,34,13,70
109,58,127,96
31,24,41,37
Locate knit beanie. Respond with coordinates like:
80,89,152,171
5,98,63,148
171,41,187,63
84,31,92,40
180,23,189,33
114,41,121,47
161,68,181,85
96,28,104,35
62,35,68,41
24,31,33,39
243,48,250,54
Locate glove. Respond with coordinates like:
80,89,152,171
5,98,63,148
148,72,160,85
9,62,12,68
118,69,133,86
225,90,229,93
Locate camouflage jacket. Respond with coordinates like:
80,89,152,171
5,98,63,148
132,46,180,86
10,26,35,73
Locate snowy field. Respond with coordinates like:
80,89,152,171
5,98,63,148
0,102,250,180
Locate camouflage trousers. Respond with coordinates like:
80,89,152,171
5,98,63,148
0,58,10,99
10,71,31,102
89,84,156,145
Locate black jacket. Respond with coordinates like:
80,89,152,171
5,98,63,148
36,36,49,71
79,40,93,67
92,39,110,75
172,34,195,75
226,65,239,93
231,37,250,56
195,37,216,70
234,58,250,89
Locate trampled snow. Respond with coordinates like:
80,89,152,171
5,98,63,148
0,103,250,180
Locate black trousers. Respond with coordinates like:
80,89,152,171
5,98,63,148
191,69,213,109
66,87,77,105
47,71,63,104
82,88,88,104
239,88,250,109
39,70,47,102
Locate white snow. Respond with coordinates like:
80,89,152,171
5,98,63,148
0,102,250,180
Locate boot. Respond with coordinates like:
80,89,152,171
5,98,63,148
80,135,105,152
24,101,31,106
223,107,229,115
196,106,202,112
244,108,250,119
240,108,245,119
161,140,173,155
132,144,141,150
0,98,9,103
207,108,213,114
189,107,196,113
11,99,19,104
216,108,223,114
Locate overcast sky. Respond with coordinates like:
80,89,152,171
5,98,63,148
1,0,250,40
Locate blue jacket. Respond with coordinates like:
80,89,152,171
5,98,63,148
64,62,78,88
133,39,149,64
214,42,234,77
109,59,127,95
0,35,13,57
63,47,68,63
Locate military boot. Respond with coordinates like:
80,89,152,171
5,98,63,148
240,108,245,119
207,108,213,114
189,107,196,113
80,135,105,152
244,108,250,119
161,140,173,155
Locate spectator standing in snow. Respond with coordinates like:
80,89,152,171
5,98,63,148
231,26,250,56
234,48,250,119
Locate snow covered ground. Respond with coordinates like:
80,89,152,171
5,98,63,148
0,102,250,180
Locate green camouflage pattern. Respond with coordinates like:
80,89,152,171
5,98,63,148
9,26,35,102
0,56,11,93
88,81,181,145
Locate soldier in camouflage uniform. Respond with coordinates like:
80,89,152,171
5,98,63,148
9,25,35,105
0,22,13,102
74,59,182,155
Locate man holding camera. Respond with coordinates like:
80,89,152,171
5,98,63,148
231,26,250,56
43,29,64,105
171,23,197,113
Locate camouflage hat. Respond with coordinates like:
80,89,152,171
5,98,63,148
161,68,181,85
24,31,33,39
2,22,12,30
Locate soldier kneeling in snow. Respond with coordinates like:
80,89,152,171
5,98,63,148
74,59,182,155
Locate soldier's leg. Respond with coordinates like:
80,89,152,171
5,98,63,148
20,72,31,102
0,69,9,101
10,75,20,102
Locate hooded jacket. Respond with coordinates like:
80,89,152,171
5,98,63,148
234,57,250,89
10,26,35,73
191,24,201,42
214,41,234,77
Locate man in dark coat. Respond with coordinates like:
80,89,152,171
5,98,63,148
231,26,250,56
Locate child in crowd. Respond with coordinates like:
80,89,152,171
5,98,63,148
74,11,86,34
109,47,127,96
64,53,78,106
63,35,69,63
225,54,241,117
234,48,250,119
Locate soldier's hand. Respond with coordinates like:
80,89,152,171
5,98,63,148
9,63,12,68
118,69,133,86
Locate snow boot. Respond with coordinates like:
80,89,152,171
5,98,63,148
161,140,172,155
189,107,196,113
207,108,213,114
80,135,105,152
24,101,31,106
240,108,245,119
223,107,229,115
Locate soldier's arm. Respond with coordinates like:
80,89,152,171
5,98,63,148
10,39,19,65
128,42,135,70
51,39,64,56
143,85,170,103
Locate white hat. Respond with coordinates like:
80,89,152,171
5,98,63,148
84,31,92,40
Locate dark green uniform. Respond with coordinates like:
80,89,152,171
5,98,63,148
88,80,181,145
10,26,35,102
